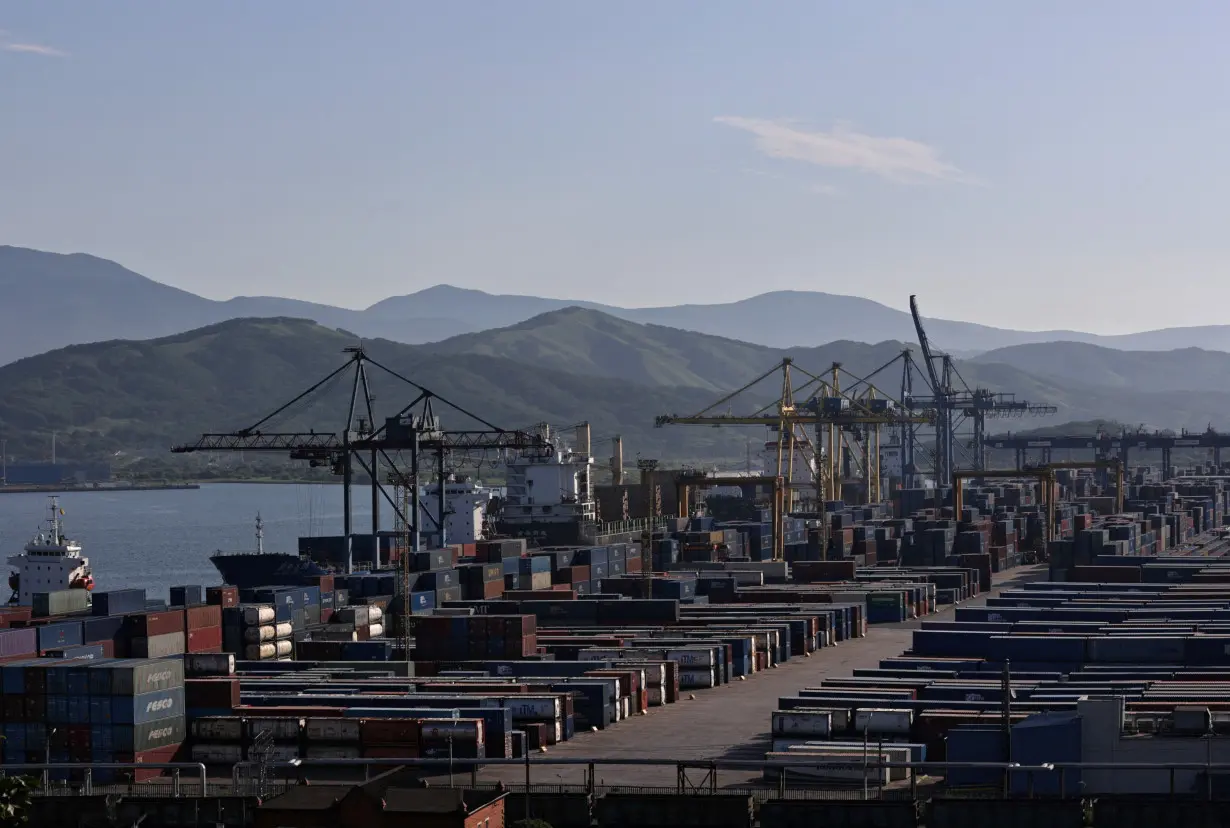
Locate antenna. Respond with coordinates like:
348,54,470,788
255,513,265,555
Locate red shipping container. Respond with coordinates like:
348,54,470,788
311,574,335,593
319,608,334,624
205,586,239,608
93,640,116,657
116,744,184,782
185,604,222,630
185,677,240,709
482,580,503,599
125,610,184,637
626,557,642,574
186,626,223,653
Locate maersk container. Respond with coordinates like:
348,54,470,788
91,588,146,617
91,658,185,696
37,620,83,653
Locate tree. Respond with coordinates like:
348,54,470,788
0,776,33,827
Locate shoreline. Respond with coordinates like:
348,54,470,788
0,482,203,495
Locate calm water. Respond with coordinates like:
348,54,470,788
0,483,389,600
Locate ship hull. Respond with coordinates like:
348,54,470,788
210,553,328,589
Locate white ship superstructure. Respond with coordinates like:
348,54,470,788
7,496,93,606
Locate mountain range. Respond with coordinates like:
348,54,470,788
7,304,1230,472
7,244,1230,366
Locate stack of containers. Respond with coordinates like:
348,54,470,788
330,604,385,640
413,614,537,660
222,605,292,661
0,657,184,781
88,658,187,780
184,653,240,719
124,609,186,658
205,586,240,609
184,603,224,654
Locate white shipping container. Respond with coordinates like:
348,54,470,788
191,744,243,764
242,605,275,625
772,710,833,738
665,648,716,667
184,654,236,677
305,718,360,742
763,751,892,785
275,640,293,657
247,717,303,741
620,697,630,719
192,717,243,741
506,697,561,720
244,643,276,660
854,708,913,736
679,668,716,689
275,622,293,639
244,625,276,643
367,623,384,638
367,606,384,623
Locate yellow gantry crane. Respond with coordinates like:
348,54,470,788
655,358,934,560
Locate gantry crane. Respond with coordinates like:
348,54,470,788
171,346,551,572
907,297,1057,483
655,358,933,559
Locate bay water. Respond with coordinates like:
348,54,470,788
0,483,385,600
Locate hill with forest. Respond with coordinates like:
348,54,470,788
8,309,1230,478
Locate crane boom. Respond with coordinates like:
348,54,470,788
909,295,944,396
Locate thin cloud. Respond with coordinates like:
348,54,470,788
2,41,67,57
715,116,975,184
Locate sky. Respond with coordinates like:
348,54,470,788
3,2,1230,333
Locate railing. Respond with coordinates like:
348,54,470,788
16,755,1230,800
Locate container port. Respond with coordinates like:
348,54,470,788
14,312,1230,826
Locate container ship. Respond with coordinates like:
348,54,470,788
211,425,649,589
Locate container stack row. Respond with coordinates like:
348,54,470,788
0,656,186,782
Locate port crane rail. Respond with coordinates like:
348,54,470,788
171,346,552,573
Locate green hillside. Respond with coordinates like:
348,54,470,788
6,309,1230,480
0,318,743,468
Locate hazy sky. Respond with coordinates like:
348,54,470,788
3,2,1229,333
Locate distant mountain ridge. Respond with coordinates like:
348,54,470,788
5,244,1230,365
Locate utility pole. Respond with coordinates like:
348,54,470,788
51,432,56,465
1,438,7,485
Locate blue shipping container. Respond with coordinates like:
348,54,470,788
37,621,83,653
108,687,186,725
92,589,146,616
